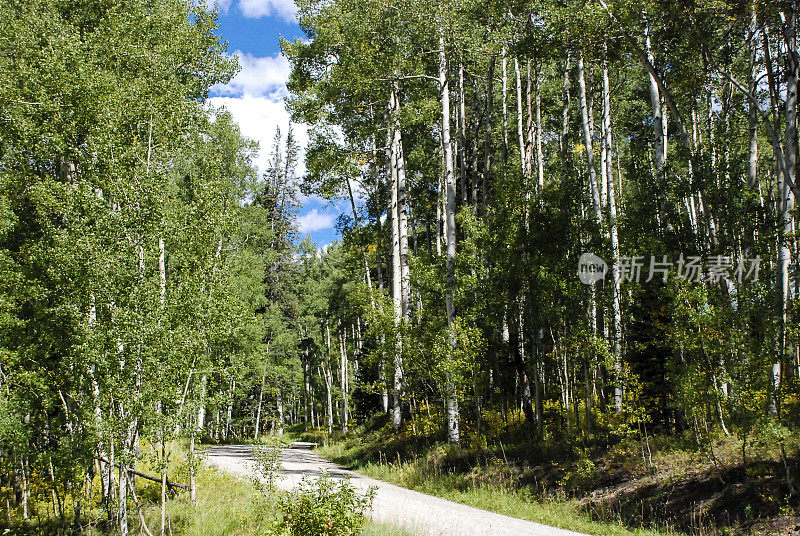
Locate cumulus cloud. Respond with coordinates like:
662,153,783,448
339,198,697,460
298,209,336,233
207,94,308,178
209,45,331,233
211,52,290,99
238,0,297,22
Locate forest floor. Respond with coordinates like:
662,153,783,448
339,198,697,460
300,415,800,536
205,444,588,536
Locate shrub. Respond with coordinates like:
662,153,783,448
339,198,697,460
278,473,375,536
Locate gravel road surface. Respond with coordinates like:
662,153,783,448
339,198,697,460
205,444,590,536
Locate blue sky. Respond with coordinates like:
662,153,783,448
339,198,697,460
208,0,345,249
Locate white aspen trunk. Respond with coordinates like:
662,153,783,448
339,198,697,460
189,435,196,504
88,297,112,509
459,62,468,203
515,58,528,180
158,440,167,535
645,24,667,176
275,385,284,436
516,304,535,426
526,60,534,180
254,375,265,440
388,94,404,431
600,85,609,209
225,379,235,439
436,172,444,256
577,54,603,223
323,323,334,433
20,458,28,520
773,6,798,416
535,70,544,193
561,56,571,157
196,374,207,432
393,87,412,320
483,57,495,211
441,36,460,444
339,328,349,433
603,50,624,412
118,413,138,536
502,47,509,164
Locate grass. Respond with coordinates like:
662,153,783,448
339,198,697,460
309,413,800,536
328,457,675,536
132,442,419,536
0,437,417,536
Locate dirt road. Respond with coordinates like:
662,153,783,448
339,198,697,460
206,444,590,536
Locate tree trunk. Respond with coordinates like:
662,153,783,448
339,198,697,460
515,58,528,180
275,384,284,436
254,375,265,440
603,45,624,412
339,328,349,433
502,47,509,166
483,56,495,212
510,305,535,426
535,69,545,193
747,6,759,189
645,23,667,177
388,87,405,430
561,55,571,158
773,5,798,416
577,54,603,224
526,60,534,183
441,36,460,444
460,62,469,205
196,374,207,432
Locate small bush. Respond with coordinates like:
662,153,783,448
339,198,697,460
559,457,599,493
252,436,283,494
278,473,375,536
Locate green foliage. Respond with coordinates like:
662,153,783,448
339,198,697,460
278,474,375,536
253,437,285,496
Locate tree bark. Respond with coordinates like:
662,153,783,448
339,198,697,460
772,4,798,417
388,87,405,430
603,45,624,413
339,328,349,433
577,54,603,223
535,69,545,194
254,375,265,440
502,47,509,166
515,58,528,180
561,55,571,158
441,36,460,444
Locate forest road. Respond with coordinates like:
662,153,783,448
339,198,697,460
206,444,590,536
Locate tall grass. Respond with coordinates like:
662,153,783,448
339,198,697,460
127,440,416,536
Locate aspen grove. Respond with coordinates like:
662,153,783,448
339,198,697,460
1,0,799,534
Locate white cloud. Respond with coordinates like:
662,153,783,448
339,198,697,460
208,47,332,232
211,52,290,99
207,94,309,179
316,243,332,257
298,209,336,233
238,0,297,22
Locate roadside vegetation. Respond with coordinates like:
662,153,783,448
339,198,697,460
1,437,407,536
306,414,800,536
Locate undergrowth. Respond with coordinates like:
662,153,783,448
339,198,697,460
309,411,800,536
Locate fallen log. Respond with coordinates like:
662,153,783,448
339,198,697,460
98,457,189,491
